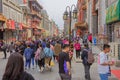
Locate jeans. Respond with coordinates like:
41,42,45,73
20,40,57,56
3,50,7,58
31,57,34,66
35,59,38,67
59,73,71,80
76,50,80,58
99,74,108,80
38,58,45,69
25,59,31,68
84,64,91,80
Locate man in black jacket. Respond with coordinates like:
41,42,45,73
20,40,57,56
81,44,91,80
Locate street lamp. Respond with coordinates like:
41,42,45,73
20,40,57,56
63,4,78,44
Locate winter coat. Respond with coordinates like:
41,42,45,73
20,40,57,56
74,43,81,50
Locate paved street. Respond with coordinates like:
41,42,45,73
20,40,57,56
0,52,118,80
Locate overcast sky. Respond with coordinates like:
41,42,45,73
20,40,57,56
38,0,77,29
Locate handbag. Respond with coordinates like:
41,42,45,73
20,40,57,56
50,60,55,67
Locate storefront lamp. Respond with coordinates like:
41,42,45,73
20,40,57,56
63,4,77,43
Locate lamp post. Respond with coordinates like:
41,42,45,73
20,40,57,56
63,4,77,44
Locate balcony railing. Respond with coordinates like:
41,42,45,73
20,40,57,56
31,10,42,19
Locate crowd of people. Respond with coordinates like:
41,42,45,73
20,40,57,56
0,34,115,80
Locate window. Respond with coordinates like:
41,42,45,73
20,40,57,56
3,5,9,18
18,13,21,22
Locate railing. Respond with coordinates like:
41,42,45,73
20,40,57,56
31,10,42,18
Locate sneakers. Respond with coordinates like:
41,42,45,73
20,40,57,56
32,66,34,69
40,67,44,72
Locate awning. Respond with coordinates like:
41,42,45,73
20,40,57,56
75,22,88,29
0,13,6,22
37,26,44,30
22,23,30,29
31,23,38,29
32,26,38,29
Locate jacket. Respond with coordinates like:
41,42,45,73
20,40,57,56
44,47,54,57
24,47,33,60
81,48,89,65
74,43,81,50
35,47,45,60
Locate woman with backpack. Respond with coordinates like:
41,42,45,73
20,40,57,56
81,44,95,80
44,43,54,69
35,43,45,72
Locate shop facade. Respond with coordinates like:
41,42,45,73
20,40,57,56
106,0,120,60
0,13,6,40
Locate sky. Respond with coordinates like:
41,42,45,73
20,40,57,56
38,0,77,29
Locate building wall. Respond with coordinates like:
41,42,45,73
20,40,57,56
64,19,69,36
98,0,106,35
3,0,23,23
2,0,23,42
87,0,93,33
41,10,49,30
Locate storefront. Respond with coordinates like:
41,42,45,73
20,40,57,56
21,23,30,41
0,13,6,40
75,22,88,37
106,0,120,60
5,19,25,43
5,19,16,43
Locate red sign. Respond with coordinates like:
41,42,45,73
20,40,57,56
11,20,15,29
23,0,27,4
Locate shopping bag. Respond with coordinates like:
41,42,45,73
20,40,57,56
50,60,55,67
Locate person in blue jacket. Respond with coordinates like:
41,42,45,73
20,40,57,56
44,43,54,69
24,45,33,69
42,39,46,48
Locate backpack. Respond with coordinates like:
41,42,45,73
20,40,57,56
39,49,45,60
84,49,95,64
44,48,50,57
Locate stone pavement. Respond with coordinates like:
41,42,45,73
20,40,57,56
0,52,118,80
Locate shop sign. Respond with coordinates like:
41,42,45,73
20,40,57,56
106,0,120,24
6,19,15,29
